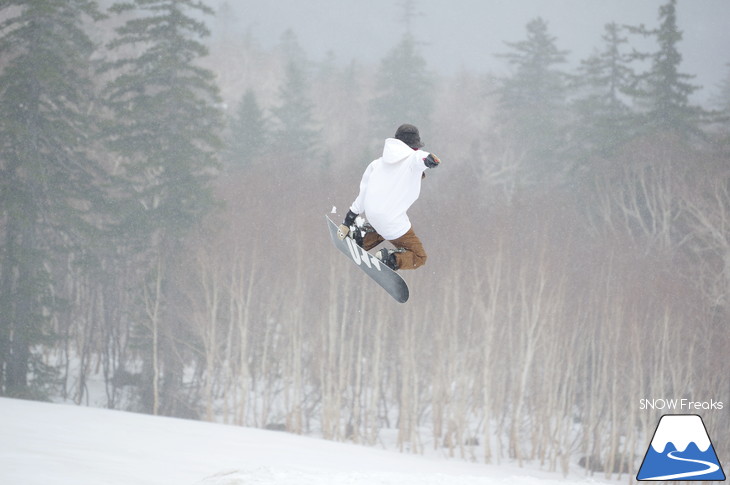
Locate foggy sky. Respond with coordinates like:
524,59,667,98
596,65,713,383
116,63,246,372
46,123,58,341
213,0,730,105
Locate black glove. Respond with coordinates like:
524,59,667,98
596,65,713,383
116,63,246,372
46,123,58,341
424,153,440,168
343,210,357,227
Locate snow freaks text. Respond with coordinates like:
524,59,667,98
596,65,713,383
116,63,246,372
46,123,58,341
639,399,724,411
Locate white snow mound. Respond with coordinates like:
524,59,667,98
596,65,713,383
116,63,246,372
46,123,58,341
0,397,615,485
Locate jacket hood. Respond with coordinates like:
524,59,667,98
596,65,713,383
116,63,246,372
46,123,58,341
381,138,415,164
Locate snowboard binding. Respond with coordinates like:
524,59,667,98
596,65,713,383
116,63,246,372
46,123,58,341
376,248,403,271
337,218,374,248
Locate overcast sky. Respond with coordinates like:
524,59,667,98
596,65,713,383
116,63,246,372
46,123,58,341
213,0,730,105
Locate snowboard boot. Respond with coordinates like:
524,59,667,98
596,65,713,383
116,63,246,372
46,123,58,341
349,222,375,247
376,248,400,271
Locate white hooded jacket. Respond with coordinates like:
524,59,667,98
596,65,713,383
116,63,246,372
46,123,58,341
350,138,431,240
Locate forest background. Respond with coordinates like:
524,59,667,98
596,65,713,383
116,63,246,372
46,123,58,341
1,0,729,481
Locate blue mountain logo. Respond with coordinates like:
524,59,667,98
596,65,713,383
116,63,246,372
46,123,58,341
637,414,725,481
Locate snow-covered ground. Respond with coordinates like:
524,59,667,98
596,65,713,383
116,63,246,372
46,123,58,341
0,397,617,484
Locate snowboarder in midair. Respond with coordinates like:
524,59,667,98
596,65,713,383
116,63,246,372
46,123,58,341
339,124,440,271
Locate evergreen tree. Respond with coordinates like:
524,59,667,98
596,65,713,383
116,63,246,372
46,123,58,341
370,33,433,134
0,0,104,399
270,60,320,160
496,17,570,183
225,89,268,169
714,64,730,114
104,0,223,238
102,0,223,416
572,23,635,157
267,29,320,162
625,0,702,135
710,64,730,151
278,28,307,66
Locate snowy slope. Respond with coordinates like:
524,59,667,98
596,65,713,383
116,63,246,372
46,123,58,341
0,398,615,484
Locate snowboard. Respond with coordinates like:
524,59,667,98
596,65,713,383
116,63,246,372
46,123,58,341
326,215,409,303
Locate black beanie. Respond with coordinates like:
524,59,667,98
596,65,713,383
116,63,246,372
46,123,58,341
394,124,424,149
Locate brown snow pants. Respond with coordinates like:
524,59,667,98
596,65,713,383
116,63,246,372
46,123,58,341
361,226,427,270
